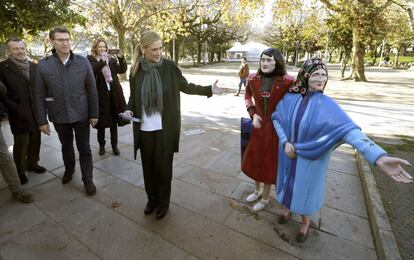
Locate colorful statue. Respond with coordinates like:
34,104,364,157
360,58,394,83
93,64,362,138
272,58,412,243
242,48,294,211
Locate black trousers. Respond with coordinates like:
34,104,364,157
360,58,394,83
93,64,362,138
97,124,118,146
139,130,173,209
13,130,41,174
53,120,93,181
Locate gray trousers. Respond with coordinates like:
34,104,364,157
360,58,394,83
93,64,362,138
0,127,21,193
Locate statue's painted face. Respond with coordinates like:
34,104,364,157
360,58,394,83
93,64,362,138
260,53,276,73
308,68,327,92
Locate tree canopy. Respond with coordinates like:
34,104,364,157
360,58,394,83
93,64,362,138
0,0,85,41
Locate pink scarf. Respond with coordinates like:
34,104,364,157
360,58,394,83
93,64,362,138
101,59,113,84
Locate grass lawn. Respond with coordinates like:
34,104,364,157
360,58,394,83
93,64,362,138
369,134,414,260
364,55,414,64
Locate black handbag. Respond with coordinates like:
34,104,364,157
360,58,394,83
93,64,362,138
117,116,131,127
240,117,253,161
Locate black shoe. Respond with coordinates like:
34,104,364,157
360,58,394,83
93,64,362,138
112,145,120,155
155,207,168,220
62,170,74,184
27,165,46,174
84,180,96,196
144,202,157,215
99,145,105,155
18,173,28,185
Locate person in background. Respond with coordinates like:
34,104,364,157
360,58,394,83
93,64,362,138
0,37,46,185
272,58,413,243
235,57,249,96
87,39,128,156
241,48,294,212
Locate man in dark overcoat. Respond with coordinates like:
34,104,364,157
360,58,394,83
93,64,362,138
0,37,46,184
0,80,34,203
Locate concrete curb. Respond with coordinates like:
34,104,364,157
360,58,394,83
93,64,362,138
356,152,402,260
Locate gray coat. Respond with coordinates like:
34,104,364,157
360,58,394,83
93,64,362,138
34,52,98,125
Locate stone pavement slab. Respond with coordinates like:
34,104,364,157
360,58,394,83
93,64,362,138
224,205,376,260
178,166,241,197
319,206,374,249
93,156,144,187
170,178,234,223
1,218,100,260
325,169,368,218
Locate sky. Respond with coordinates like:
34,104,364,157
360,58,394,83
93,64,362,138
249,0,275,32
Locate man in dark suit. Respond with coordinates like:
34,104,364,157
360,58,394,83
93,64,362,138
0,37,46,185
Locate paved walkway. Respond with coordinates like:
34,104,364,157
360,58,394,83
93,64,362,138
0,62,398,259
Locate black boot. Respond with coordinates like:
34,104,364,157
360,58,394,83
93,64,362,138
27,165,46,173
18,173,28,185
112,144,120,155
155,206,169,220
99,144,105,155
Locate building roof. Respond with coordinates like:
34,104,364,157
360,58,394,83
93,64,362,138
226,41,270,53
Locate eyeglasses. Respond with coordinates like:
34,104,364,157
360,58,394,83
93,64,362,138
54,38,71,43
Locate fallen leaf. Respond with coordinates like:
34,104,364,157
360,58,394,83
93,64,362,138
112,202,121,208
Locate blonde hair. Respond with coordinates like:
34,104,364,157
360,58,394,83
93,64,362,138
91,39,107,57
130,30,162,77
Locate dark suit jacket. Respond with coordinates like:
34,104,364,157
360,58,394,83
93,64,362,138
0,59,38,134
127,58,212,159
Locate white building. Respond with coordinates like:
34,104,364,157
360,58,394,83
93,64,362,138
226,41,270,62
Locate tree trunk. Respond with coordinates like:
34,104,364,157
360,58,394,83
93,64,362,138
117,29,126,56
167,41,173,60
174,40,180,64
337,47,343,63
341,48,351,78
197,40,202,64
117,28,127,80
328,49,334,63
130,33,137,64
405,6,414,31
190,46,196,65
294,50,298,66
350,30,367,82
372,47,378,65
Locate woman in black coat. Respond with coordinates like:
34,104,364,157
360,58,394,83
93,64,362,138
87,39,128,155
